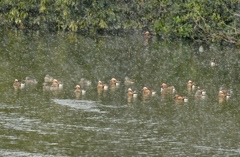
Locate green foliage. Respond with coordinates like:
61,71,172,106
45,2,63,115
0,0,239,44
154,0,240,44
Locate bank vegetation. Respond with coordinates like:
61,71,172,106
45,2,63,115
0,0,239,45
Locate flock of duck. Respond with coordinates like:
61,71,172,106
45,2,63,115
12,31,230,104
13,69,232,104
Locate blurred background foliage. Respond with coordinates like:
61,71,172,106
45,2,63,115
0,0,239,44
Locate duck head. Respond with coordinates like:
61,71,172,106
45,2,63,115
161,83,167,89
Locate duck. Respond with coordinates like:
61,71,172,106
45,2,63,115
13,79,20,88
187,80,195,91
110,78,119,92
51,79,59,87
124,77,134,85
142,87,156,100
127,88,137,97
25,77,38,84
127,88,138,102
218,88,232,102
97,81,108,94
161,83,176,94
43,82,51,91
75,85,86,99
44,74,53,83
142,87,156,96
75,85,81,93
75,85,86,95
79,78,91,87
210,58,216,67
218,90,228,104
199,45,204,53
50,79,63,91
195,87,206,99
174,94,188,102
110,78,119,86
58,81,63,89
13,79,25,89
144,31,150,45
98,81,108,90
145,31,150,38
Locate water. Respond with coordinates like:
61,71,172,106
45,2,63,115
0,28,240,156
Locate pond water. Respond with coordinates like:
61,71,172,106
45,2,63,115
0,28,240,156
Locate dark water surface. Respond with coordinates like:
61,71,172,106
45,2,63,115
0,29,240,156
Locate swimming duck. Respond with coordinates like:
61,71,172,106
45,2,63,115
218,90,227,98
43,82,50,91
44,74,53,83
25,77,38,84
142,87,156,100
187,80,195,91
97,81,108,94
98,81,108,90
51,79,59,87
142,87,156,96
127,88,138,102
110,78,119,86
199,45,204,52
195,87,206,99
144,31,151,45
218,88,231,99
145,31,150,38
124,77,134,85
58,81,63,89
13,79,25,89
218,90,228,104
75,85,86,95
174,94,188,102
79,78,91,87
75,85,81,93
49,79,63,91
127,88,137,97
210,58,216,67
218,87,233,103
161,83,176,94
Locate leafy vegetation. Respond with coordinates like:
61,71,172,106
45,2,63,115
0,0,239,44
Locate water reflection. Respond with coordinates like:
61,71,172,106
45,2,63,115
0,29,240,156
